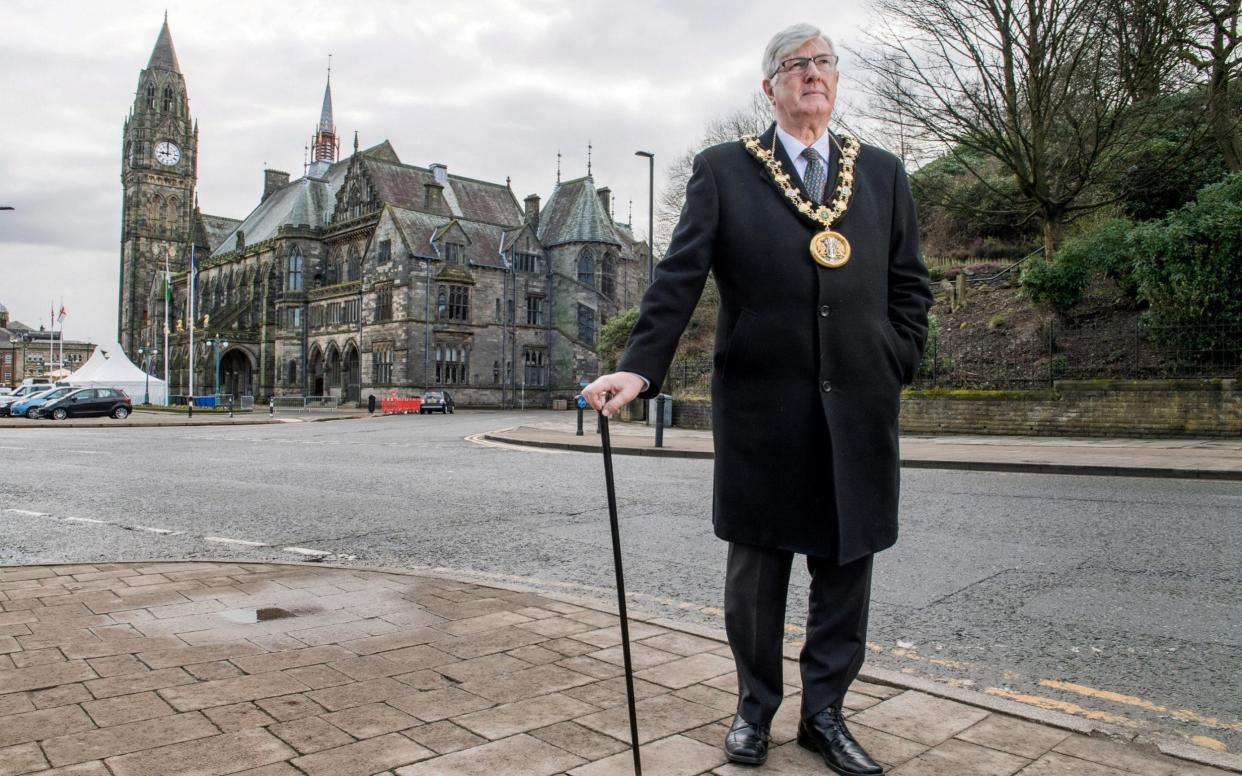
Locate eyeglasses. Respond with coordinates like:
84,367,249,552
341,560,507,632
772,54,839,77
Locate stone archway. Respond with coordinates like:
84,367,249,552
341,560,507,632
324,343,341,399
342,342,360,403
308,346,324,397
219,348,255,399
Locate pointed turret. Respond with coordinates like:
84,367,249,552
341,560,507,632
147,15,181,73
308,66,338,178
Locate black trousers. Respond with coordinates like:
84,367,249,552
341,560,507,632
724,542,874,724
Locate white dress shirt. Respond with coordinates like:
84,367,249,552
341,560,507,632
774,124,833,186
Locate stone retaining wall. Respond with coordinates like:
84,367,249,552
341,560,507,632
670,380,1241,437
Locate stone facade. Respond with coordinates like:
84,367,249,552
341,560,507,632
124,19,648,406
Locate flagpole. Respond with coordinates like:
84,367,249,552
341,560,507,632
48,301,54,376
58,298,64,372
188,243,196,401
164,252,170,404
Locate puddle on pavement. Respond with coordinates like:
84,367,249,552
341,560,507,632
220,606,314,624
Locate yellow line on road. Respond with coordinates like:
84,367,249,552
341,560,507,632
984,688,1139,726
1040,679,1242,732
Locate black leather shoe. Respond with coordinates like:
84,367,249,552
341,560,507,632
797,706,883,775
724,714,771,765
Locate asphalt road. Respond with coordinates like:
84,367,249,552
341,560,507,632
2,411,1239,753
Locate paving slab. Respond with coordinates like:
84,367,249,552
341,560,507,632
0,560,1234,776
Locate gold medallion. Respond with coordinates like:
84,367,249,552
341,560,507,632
810,230,851,269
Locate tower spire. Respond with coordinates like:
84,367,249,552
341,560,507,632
587,140,592,177
308,58,337,177
147,14,181,73
556,150,561,183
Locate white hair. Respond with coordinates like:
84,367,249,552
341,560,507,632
762,23,835,81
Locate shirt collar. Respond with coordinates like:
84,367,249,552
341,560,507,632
775,124,833,165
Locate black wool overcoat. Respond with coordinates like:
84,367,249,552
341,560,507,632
618,123,932,564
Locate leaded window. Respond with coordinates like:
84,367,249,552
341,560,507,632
577,303,596,346
526,295,544,326
578,248,595,288
523,348,546,387
372,345,393,384
435,343,468,384
288,250,304,291
602,252,618,299
375,284,393,321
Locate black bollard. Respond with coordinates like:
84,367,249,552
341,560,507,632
228,396,234,419
655,394,665,448
576,398,584,436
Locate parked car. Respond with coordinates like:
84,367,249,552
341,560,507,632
419,390,455,414
9,386,77,419
0,384,48,415
39,388,132,420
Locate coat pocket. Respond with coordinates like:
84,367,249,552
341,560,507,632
719,309,757,380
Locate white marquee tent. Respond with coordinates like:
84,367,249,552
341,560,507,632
68,342,166,405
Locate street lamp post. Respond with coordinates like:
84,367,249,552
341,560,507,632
205,338,228,400
634,151,655,287
136,347,156,406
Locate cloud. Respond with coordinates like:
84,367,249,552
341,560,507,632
0,0,872,346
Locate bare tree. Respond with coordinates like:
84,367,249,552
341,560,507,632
1177,0,1242,170
656,93,773,256
859,0,1160,257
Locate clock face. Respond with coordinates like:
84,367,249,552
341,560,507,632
154,141,181,166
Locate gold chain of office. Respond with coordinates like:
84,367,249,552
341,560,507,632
741,133,860,268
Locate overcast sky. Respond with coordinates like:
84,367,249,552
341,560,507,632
0,0,874,347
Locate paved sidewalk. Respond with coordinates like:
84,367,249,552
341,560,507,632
0,561,1236,775
485,418,1242,479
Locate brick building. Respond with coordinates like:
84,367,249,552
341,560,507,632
124,18,649,406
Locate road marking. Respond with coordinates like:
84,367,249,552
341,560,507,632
134,526,180,535
984,688,1138,726
283,546,331,556
64,517,110,525
5,509,48,517
0,446,25,451
1041,679,1242,732
205,536,267,547
1190,735,1228,752
465,432,567,454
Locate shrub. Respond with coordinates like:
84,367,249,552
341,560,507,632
597,306,641,372
1020,255,1090,312
1055,219,1139,299
1132,172,1242,330
919,312,939,377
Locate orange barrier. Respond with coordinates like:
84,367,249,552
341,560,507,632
381,397,423,415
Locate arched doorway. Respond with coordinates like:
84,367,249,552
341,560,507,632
343,343,360,403
325,344,341,399
219,348,255,400
308,346,324,397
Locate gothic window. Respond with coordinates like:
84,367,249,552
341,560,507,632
578,248,595,288
287,359,298,385
437,288,448,319
372,344,393,384
435,343,468,385
377,239,391,262
514,251,540,273
162,85,174,112
523,348,546,387
448,286,469,320
577,303,596,346
375,284,393,321
288,250,303,291
145,83,156,109
526,295,545,326
602,252,617,299
443,242,465,264
347,249,360,281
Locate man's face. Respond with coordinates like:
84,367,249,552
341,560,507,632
762,37,839,130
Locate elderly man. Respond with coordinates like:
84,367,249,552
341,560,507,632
582,22,930,774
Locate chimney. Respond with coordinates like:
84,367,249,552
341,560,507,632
424,181,446,214
596,187,611,219
263,169,290,203
524,194,540,226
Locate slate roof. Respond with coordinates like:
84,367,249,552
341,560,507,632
387,207,509,270
537,176,623,248
199,214,242,253
361,158,523,227
210,158,350,257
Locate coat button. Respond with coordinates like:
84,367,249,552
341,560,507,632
819,305,831,317
821,380,832,393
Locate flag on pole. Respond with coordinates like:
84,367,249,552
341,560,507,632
57,305,66,324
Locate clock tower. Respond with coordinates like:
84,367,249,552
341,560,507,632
119,15,197,355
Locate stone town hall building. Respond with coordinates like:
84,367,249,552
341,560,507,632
121,19,649,406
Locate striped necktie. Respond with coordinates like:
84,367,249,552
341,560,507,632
801,147,827,203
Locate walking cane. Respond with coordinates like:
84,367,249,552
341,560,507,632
579,394,642,774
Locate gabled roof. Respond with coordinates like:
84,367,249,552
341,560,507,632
199,214,242,252
211,158,349,257
359,157,523,227
537,176,622,248
385,207,509,270
147,17,181,74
